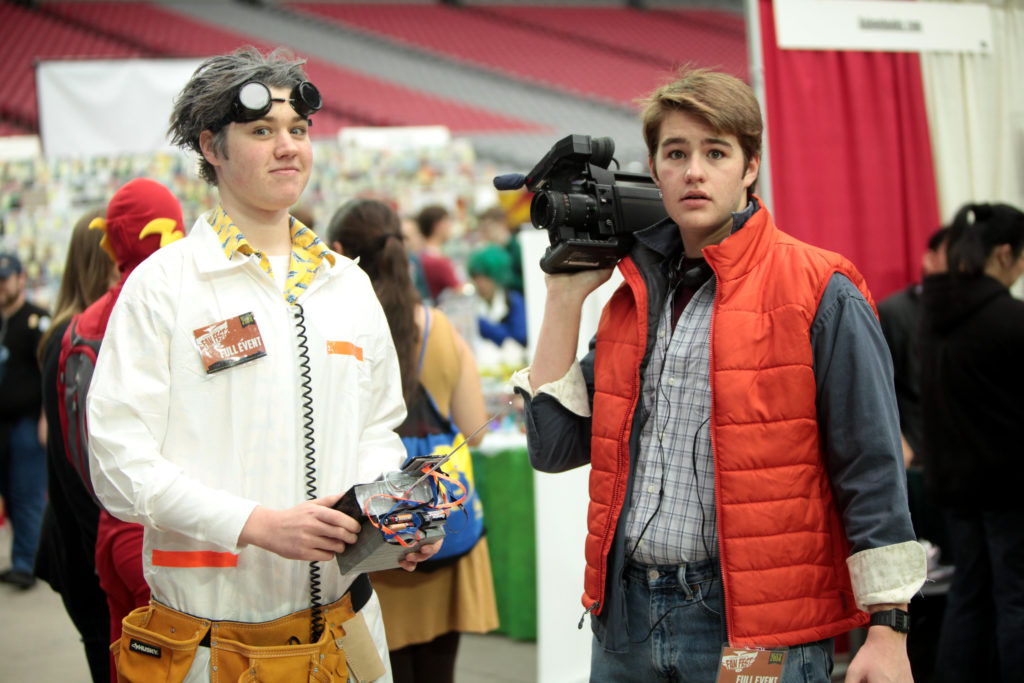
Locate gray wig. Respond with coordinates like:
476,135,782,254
168,46,310,186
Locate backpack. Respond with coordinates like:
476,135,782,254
57,316,103,504
396,307,485,566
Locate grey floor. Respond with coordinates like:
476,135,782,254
0,522,536,683
1,521,867,682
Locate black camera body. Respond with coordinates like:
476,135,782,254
525,134,667,274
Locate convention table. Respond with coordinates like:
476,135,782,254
471,431,536,641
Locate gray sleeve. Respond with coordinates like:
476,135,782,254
811,273,916,554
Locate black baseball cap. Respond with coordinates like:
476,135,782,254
0,252,23,278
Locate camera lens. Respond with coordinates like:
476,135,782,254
532,191,595,232
531,191,562,230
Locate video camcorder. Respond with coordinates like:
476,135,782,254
496,134,667,274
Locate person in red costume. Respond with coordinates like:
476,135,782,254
58,177,185,682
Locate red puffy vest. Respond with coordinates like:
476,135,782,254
585,203,873,646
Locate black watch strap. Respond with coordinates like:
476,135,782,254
869,608,910,633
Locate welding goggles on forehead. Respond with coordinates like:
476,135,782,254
227,80,323,125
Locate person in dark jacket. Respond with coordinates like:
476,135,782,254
877,226,951,683
878,226,949,470
0,251,51,590
919,202,1024,683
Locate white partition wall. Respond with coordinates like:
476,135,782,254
36,58,203,158
520,228,623,683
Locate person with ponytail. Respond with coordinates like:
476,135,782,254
328,198,498,683
919,202,1024,682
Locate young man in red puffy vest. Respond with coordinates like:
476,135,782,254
514,68,926,682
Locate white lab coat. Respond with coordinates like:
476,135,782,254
88,215,406,632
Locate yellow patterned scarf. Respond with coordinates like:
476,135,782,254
210,206,335,304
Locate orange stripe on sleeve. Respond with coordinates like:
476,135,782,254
326,340,363,361
151,550,239,568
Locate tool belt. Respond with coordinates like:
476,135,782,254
112,574,384,682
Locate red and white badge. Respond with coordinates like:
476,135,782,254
193,312,267,374
716,645,787,683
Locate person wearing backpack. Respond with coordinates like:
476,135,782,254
36,208,117,682
57,177,186,682
328,198,499,683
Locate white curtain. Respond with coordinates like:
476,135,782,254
920,0,1024,222
36,58,203,158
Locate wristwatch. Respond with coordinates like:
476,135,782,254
869,608,911,633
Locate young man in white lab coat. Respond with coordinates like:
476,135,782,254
88,47,436,683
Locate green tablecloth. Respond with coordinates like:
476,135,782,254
471,446,537,641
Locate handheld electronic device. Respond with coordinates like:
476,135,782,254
333,404,509,574
332,453,452,574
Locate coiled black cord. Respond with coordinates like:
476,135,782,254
293,303,324,643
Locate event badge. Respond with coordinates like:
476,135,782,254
193,312,267,374
715,645,787,683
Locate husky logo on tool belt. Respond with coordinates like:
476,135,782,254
129,639,161,658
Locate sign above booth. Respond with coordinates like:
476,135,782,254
774,0,992,54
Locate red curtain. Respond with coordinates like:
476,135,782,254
758,0,940,300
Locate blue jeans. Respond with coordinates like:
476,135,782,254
0,416,47,573
590,559,834,683
933,509,1024,683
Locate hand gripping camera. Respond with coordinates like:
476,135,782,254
496,134,668,274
